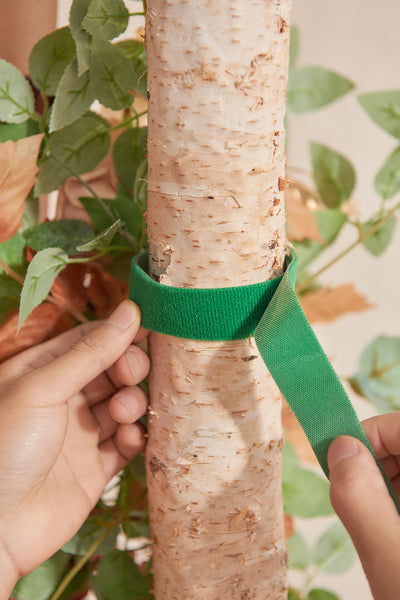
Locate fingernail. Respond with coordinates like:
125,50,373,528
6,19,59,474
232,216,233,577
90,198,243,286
328,436,360,471
127,346,142,384
109,301,139,330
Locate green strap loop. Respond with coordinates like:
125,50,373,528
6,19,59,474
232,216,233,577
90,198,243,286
129,251,400,513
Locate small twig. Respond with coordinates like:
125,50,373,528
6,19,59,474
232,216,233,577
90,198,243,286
0,258,24,285
296,200,400,295
50,490,148,600
50,157,138,249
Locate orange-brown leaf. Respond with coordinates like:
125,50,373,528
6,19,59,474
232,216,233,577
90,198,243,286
0,134,44,242
0,303,71,363
285,185,324,243
301,283,373,324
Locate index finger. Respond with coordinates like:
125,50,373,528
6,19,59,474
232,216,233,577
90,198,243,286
363,413,400,460
21,301,144,405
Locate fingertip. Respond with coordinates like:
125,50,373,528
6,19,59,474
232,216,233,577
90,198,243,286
116,423,146,457
328,436,361,473
108,300,141,331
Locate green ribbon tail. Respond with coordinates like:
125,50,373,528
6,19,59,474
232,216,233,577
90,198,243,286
254,254,400,513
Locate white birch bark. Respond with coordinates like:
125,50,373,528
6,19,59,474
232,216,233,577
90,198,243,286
145,1,292,598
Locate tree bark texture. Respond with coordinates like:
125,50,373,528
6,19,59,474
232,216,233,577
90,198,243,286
145,1,292,598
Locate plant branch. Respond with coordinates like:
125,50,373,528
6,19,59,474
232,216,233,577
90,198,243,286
0,258,24,285
296,200,400,295
142,0,147,14
50,491,148,600
0,257,88,324
50,157,138,249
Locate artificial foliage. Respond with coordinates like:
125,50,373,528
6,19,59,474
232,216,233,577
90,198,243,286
0,2,399,599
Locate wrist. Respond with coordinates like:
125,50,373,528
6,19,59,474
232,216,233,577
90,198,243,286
0,537,19,599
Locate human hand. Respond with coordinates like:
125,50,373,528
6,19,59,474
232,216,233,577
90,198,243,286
0,300,149,595
328,413,400,600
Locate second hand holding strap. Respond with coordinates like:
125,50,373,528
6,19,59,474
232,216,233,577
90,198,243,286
130,250,400,513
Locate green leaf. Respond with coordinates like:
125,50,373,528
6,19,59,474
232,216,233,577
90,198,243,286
35,111,110,194
122,519,151,540
311,142,356,208
287,66,354,114
313,522,356,574
134,158,148,214
22,196,40,230
18,247,68,328
80,185,145,243
58,566,90,600
29,27,76,96
0,274,22,323
282,442,333,518
113,127,147,191
375,146,400,199
314,209,347,244
24,219,94,254
0,59,35,123
288,590,302,600
361,215,397,256
62,520,118,556
359,91,400,138
82,0,129,40
289,25,299,69
69,0,93,74
116,39,147,99
12,551,69,600
0,231,27,275
95,550,152,600
50,58,95,131
288,530,311,570
76,219,120,251
90,38,139,110
0,118,39,142
350,336,400,412
308,589,340,600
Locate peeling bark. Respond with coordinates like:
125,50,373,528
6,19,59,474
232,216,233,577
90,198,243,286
145,1,292,598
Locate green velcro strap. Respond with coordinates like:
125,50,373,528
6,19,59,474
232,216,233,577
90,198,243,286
130,251,285,340
129,250,400,513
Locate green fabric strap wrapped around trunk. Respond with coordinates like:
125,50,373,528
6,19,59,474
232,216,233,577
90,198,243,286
129,250,400,513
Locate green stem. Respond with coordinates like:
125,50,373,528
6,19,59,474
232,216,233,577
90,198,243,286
142,0,147,15
297,200,400,295
50,491,148,600
107,110,148,133
129,12,145,17
0,257,88,323
50,158,138,250
49,527,110,600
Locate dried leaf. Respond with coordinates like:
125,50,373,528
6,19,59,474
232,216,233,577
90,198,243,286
51,263,128,319
0,303,70,363
282,400,317,464
0,134,43,242
286,186,324,243
301,283,373,323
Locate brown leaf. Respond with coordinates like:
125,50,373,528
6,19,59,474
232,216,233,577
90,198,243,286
51,262,128,320
285,185,324,243
282,399,317,464
0,303,71,363
0,134,44,242
301,283,374,324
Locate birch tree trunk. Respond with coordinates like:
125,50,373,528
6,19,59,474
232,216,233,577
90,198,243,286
145,1,292,598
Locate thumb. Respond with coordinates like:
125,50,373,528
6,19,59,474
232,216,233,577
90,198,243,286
26,300,142,403
328,436,400,598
